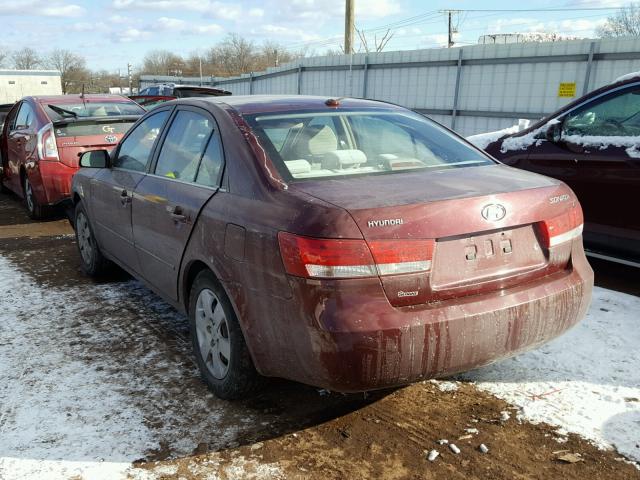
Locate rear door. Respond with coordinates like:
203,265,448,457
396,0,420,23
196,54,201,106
132,106,224,300
90,108,171,274
518,86,640,258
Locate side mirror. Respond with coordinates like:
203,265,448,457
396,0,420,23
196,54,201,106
79,150,110,168
545,121,563,144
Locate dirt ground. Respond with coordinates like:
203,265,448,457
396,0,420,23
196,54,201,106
0,192,638,480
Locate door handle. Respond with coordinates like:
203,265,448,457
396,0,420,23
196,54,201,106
170,205,187,223
120,189,131,205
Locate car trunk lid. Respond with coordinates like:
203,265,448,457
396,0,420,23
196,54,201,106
291,165,580,306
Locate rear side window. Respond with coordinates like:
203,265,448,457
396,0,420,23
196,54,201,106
155,110,214,182
195,133,224,187
13,103,34,130
247,110,493,181
114,110,170,172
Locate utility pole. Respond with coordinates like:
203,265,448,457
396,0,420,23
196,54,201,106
127,63,132,94
345,0,355,54
440,10,460,48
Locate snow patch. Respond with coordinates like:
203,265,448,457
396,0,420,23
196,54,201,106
463,287,640,464
0,253,257,480
431,380,459,392
466,119,531,150
562,134,640,158
614,71,640,84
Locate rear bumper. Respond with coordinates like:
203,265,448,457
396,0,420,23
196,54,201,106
245,240,593,392
36,161,77,205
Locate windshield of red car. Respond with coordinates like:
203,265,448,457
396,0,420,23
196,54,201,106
246,109,494,181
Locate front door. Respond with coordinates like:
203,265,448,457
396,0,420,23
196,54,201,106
132,107,225,300
90,108,171,273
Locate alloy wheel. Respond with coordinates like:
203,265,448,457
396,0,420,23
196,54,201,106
195,288,231,379
24,178,34,214
76,212,94,266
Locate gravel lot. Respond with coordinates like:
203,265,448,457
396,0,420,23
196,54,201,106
0,193,638,480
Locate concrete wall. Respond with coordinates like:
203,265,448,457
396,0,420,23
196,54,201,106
140,37,640,136
0,70,63,104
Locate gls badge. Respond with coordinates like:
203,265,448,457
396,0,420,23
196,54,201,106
481,204,507,222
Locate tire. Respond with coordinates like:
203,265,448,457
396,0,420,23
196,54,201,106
24,175,45,220
74,202,110,277
189,270,261,400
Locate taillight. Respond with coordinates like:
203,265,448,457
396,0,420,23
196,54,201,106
36,124,59,161
540,205,584,248
278,232,434,279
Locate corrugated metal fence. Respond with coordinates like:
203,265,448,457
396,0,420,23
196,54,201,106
140,37,640,136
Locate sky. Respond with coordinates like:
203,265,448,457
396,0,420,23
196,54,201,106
0,0,632,72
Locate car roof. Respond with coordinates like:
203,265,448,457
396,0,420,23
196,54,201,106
189,95,405,115
31,94,134,104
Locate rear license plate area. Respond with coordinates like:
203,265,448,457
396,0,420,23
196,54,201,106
430,225,546,290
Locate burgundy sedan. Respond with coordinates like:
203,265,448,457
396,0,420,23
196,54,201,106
479,75,640,267
71,96,593,399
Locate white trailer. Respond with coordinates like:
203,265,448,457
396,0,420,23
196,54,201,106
0,70,62,104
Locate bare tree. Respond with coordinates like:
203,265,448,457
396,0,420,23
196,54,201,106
356,28,394,53
215,33,256,76
258,41,296,69
13,47,40,70
597,3,640,37
0,48,7,68
47,49,88,94
142,49,185,76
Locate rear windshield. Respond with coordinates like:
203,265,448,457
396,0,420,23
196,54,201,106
246,109,493,181
54,121,135,137
45,101,144,120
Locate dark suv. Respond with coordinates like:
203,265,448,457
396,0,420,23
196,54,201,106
479,75,640,267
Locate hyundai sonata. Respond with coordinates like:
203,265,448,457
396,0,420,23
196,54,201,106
71,95,593,399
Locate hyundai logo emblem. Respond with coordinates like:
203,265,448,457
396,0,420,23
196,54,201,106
481,204,507,222
105,135,117,143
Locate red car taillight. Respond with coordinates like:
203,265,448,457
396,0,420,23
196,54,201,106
278,232,434,279
36,124,59,161
540,205,584,248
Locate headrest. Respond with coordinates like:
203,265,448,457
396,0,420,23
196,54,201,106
284,159,312,175
322,149,367,169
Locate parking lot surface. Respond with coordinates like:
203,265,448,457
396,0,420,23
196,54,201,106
0,193,638,480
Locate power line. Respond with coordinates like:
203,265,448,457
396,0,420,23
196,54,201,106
444,7,621,12
280,5,621,54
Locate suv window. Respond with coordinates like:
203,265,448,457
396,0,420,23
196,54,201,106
13,103,34,130
155,110,214,182
114,110,169,172
563,88,640,137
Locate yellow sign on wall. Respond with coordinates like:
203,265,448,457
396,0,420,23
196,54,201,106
558,82,577,98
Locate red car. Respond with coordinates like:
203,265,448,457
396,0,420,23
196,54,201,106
130,84,231,110
71,96,593,399
477,75,640,267
0,94,145,218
